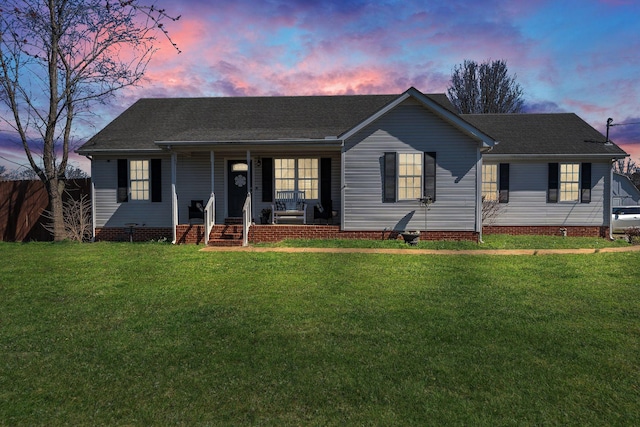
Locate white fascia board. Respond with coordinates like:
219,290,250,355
75,148,165,155
484,153,628,161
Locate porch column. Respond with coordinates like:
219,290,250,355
210,151,215,194
476,149,483,242
246,150,252,219
171,151,178,244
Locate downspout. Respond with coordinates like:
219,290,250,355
86,155,96,242
246,150,252,221
171,151,178,244
609,160,614,240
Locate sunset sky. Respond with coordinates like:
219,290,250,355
1,0,639,174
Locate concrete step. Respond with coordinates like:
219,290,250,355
207,238,243,247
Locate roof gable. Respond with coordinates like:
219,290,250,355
340,87,496,149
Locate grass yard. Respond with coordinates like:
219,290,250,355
261,234,632,250
0,242,638,425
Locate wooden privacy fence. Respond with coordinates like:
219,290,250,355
0,179,90,242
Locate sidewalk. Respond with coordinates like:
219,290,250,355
201,245,640,255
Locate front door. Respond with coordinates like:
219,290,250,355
228,160,249,217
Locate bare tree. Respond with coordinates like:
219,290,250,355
65,164,89,179
0,0,179,241
448,59,524,114
482,196,503,226
43,193,93,242
1,164,87,180
613,158,638,176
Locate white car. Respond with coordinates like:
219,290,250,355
611,206,640,233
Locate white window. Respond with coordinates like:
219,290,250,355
398,153,422,200
560,163,579,202
275,158,318,199
129,160,150,201
482,164,498,201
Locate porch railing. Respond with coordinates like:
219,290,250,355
204,193,215,245
242,192,252,247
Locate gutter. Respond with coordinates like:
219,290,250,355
483,153,628,160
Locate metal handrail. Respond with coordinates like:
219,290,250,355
242,192,252,246
204,193,215,245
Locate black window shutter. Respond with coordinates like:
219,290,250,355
383,152,396,203
581,162,591,203
117,159,128,203
151,159,162,202
548,163,559,203
424,152,436,202
262,157,273,202
320,158,332,204
499,163,509,203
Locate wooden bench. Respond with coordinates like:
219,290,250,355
272,190,307,224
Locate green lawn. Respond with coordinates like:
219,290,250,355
261,234,631,250
1,242,638,425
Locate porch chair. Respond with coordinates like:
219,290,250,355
188,200,204,224
313,200,333,224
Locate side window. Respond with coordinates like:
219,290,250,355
397,153,422,200
559,163,580,202
548,163,591,204
483,163,509,203
482,164,498,201
117,159,162,203
383,152,436,202
129,160,150,201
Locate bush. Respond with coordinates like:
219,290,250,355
624,226,640,244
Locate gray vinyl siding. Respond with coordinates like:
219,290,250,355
343,98,480,231
176,154,215,224
612,173,640,206
91,156,172,227
484,160,609,226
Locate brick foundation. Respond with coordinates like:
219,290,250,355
94,227,172,242
483,225,609,238
176,224,207,244
248,225,479,243
95,224,609,244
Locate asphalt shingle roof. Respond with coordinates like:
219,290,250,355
81,94,452,152
77,92,626,158
462,113,626,156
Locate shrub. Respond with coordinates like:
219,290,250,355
624,226,640,244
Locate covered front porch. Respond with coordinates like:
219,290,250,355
160,141,342,245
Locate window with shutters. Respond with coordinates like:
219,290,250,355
383,152,436,202
117,159,162,203
559,163,580,202
548,162,590,203
482,164,498,201
129,160,150,201
274,158,318,200
398,153,422,200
